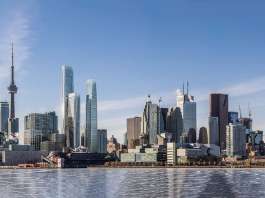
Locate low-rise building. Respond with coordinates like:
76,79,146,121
176,144,220,164
120,145,166,163
167,142,176,165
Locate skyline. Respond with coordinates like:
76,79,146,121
1,1,265,141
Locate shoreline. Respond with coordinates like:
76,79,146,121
1,166,265,170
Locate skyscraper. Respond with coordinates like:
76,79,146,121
127,117,141,149
166,107,183,143
198,127,208,144
61,65,74,134
226,123,246,158
97,129,107,153
66,93,80,148
228,112,239,124
85,80,98,152
209,93,228,150
176,83,196,135
24,112,58,150
0,102,9,133
8,43,19,136
141,100,160,145
208,117,219,146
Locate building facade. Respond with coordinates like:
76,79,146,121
24,112,58,150
176,89,196,135
85,80,98,152
66,93,80,148
127,117,141,149
226,123,246,158
228,112,239,124
167,142,176,165
61,65,74,134
141,101,160,145
97,129,107,153
198,127,208,144
166,107,183,143
0,102,9,133
209,93,228,150
208,117,219,146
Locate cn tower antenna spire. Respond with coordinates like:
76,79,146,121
8,42,18,136
11,42,15,85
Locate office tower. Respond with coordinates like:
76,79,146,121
80,126,85,146
160,108,168,132
24,112,58,150
65,93,80,148
123,132,128,146
209,93,228,149
61,65,74,134
141,100,160,145
187,128,196,143
166,107,183,143
85,80,98,152
0,102,9,133
97,129,107,153
198,127,208,144
239,118,252,131
228,112,239,124
226,123,246,158
8,44,19,135
127,117,141,149
176,83,196,134
208,117,219,145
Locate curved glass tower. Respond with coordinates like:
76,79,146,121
61,65,74,134
85,80,98,153
67,93,80,148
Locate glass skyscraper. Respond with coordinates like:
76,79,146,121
67,93,80,148
85,80,98,153
61,65,74,134
0,102,9,133
176,87,197,134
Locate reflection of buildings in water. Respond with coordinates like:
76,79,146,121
117,168,169,197
167,168,186,198
197,170,238,198
167,169,214,198
11,169,52,197
105,168,128,197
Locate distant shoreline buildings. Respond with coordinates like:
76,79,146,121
0,44,264,167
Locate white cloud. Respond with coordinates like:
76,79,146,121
97,76,265,142
0,8,34,133
221,76,265,97
0,11,32,80
98,96,145,112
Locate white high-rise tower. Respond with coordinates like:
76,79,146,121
85,80,98,152
176,82,197,134
61,65,74,134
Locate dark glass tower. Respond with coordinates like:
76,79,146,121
209,93,228,150
7,43,19,136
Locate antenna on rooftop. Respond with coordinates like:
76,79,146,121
239,105,242,119
187,81,189,95
248,102,252,118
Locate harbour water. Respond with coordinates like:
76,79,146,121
0,168,264,198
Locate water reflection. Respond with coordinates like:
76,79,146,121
0,168,264,197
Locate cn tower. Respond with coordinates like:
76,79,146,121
7,43,19,136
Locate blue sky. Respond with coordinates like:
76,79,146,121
1,1,265,142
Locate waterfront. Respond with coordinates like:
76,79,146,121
0,168,264,198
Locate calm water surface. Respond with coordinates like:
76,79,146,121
0,168,264,198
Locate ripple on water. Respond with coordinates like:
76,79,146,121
0,168,264,198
